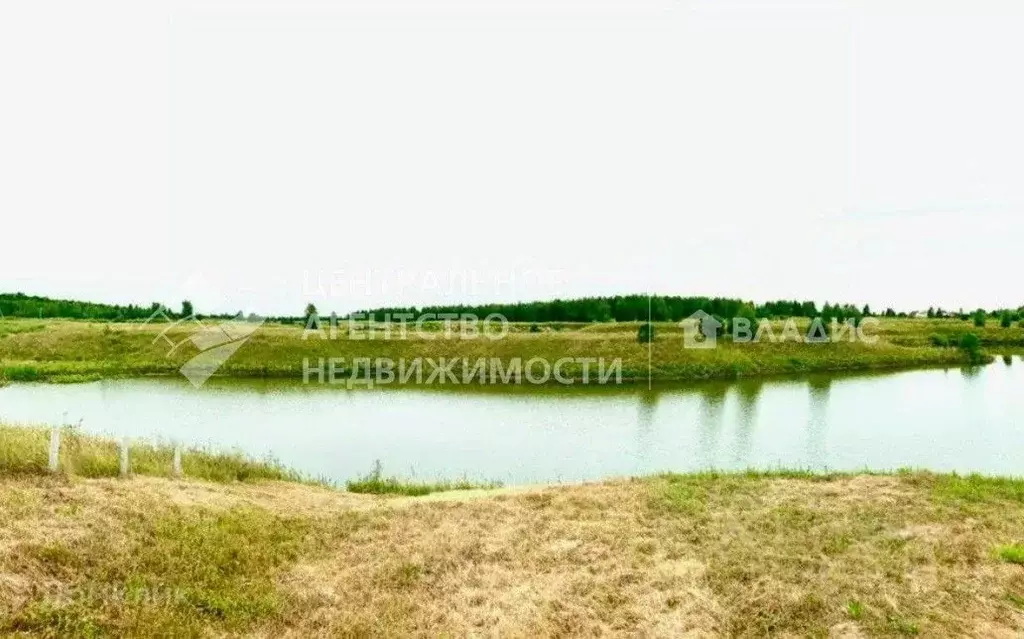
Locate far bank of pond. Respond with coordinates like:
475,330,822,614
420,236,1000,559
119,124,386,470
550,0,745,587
0,318,1000,384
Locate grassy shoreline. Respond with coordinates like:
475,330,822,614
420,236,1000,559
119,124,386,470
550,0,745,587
1,317,1014,385
0,354,991,388
0,424,313,485
0,424,500,496
2,469,1024,636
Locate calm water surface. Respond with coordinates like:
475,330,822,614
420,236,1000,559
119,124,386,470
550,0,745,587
1,359,1023,484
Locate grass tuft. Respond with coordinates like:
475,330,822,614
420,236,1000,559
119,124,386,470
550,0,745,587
932,473,1024,504
887,615,921,636
996,544,1024,564
346,460,501,496
846,600,864,619
2,364,41,382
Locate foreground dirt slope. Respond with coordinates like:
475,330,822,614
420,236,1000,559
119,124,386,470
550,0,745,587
2,473,1023,637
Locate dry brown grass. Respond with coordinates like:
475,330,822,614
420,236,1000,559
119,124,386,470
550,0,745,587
2,472,1024,637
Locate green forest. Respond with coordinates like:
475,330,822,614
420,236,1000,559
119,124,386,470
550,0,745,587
357,296,872,323
0,293,167,321
3,292,1021,325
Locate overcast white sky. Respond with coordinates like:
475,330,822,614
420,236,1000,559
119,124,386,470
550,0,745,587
2,0,1021,316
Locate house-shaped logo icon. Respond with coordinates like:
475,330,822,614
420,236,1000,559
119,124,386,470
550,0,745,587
681,310,722,350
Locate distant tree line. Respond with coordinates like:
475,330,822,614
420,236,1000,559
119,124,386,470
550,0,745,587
4,291,1023,327
357,296,750,323
0,293,167,321
355,296,1024,326
356,296,844,323
0,293,237,322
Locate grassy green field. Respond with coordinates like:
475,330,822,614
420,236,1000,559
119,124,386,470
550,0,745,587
0,317,1018,385
2,469,1024,636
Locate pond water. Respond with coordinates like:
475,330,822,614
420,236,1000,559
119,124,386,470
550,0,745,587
1,359,1023,484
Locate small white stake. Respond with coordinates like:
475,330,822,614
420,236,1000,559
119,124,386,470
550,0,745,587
119,438,130,477
48,426,60,472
